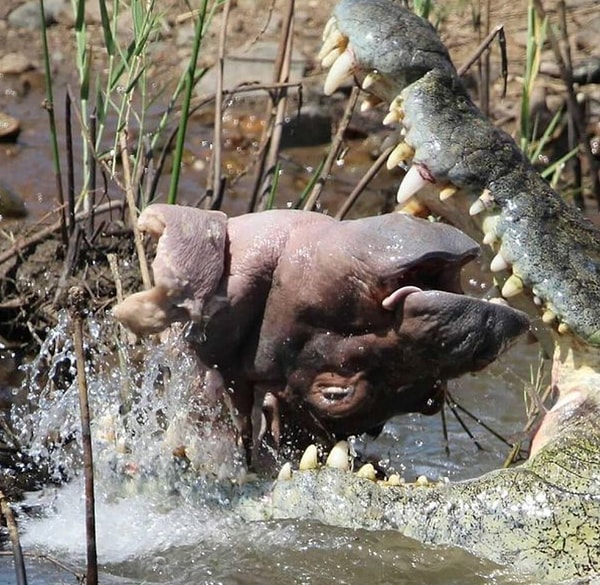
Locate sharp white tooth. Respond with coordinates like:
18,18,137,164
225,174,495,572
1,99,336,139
321,47,343,68
483,231,498,246
557,322,569,334
490,252,510,272
396,165,428,206
383,111,403,128
542,304,556,325
325,440,350,470
439,184,457,200
533,295,543,306
383,97,403,126
299,444,319,470
386,142,414,169
386,473,403,486
469,189,494,215
322,16,337,41
361,72,378,90
323,50,354,95
415,475,429,486
482,215,499,245
277,462,292,481
356,463,377,480
383,111,400,126
360,95,382,112
501,274,523,298
318,29,346,62
469,198,486,215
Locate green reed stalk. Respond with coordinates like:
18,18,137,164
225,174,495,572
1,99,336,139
168,2,210,205
520,1,548,154
71,0,92,211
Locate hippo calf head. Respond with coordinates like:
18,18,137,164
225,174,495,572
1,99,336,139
115,205,528,459
249,213,528,439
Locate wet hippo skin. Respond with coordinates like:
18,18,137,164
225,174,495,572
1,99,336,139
114,204,528,458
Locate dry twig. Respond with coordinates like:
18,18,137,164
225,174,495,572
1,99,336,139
303,87,360,211
0,490,28,585
68,287,98,585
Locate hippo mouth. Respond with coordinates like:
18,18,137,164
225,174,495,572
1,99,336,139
301,249,529,430
308,372,369,417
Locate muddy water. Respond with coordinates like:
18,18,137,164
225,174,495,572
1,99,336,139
0,66,393,223
0,59,549,585
0,305,547,585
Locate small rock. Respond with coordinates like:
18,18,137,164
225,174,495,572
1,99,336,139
0,180,27,220
8,0,69,30
0,53,33,75
0,113,21,142
575,15,600,53
281,105,332,149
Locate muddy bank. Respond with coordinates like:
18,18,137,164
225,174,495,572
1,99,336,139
1,0,600,353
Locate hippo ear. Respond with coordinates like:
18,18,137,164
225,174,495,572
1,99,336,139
115,204,229,334
382,286,423,310
113,285,189,335
145,205,228,321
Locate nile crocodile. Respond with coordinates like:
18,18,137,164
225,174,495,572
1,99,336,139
242,0,600,581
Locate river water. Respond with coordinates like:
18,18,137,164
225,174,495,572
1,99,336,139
0,303,549,585
0,52,552,585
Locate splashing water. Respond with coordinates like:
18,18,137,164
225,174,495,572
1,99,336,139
13,311,246,482
10,312,250,561
4,311,537,585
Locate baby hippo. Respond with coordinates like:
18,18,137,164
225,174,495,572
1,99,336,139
114,205,528,461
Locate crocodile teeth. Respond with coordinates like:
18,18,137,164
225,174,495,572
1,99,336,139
318,29,345,62
383,97,404,126
415,475,429,486
356,463,377,480
360,95,382,112
321,47,343,68
299,444,319,470
386,473,403,486
558,322,570,334
439,184,457,200
323,50,355,96
397,165,428,205
469,189,494,216
325,440,350,470
277,462,292,480
490,251,510,272
542,309,556,324
322,16,337,41
482,231,498,246
362,72,379,90
482,215,499,246
501,274,523,298
469,198,486,216
386,142,415,170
